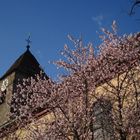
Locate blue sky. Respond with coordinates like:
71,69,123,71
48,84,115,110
0,0,139,80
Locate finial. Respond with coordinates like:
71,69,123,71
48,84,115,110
25,34,31,50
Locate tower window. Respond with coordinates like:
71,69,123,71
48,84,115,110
0,90,6,105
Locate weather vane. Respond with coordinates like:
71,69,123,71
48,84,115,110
25,34,32,50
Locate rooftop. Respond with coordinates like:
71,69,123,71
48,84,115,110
0,45,48,80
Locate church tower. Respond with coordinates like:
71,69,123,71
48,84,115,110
0,43,48,128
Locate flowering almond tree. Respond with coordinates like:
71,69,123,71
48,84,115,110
11,37,97,140
93,24,140,140
5,22,140,140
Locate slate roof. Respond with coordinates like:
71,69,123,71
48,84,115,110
0,46,48,80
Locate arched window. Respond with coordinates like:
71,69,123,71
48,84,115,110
93,99,114,140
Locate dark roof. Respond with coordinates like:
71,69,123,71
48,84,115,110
0,48,47,80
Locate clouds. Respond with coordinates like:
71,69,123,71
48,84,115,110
92,15,104,26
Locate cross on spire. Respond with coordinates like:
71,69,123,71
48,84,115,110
25,34,31,50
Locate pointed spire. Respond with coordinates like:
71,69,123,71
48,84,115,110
25,34,31,51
